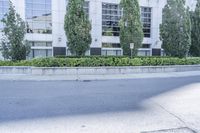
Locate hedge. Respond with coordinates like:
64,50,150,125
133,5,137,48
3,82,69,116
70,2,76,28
0,57,200,67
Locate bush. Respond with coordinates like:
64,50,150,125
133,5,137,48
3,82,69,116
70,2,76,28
0,57,200,67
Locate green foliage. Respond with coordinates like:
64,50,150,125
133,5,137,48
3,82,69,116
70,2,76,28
64,0,92,56
0,1,30,61
160,0,191,58
0,57,200,67
190,0,200,57
119,0,144,56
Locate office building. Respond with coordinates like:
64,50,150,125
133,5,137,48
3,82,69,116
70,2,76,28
0,0,197,59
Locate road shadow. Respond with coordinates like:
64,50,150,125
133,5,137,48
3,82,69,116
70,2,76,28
0,76,200,123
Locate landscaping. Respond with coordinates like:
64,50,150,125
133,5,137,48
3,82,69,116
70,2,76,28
0,56,200,67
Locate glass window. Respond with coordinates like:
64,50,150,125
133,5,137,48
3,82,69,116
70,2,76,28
101,49,122,56
33,49,47,58
30,41,52,47
30,49,53,58
141,7,152,38
0,0,9,30
102,3,122,36
25,0,52,34
102,43,121,48
29,41,52,58
138,50,150,56
83,1,89,16
142,44,151,48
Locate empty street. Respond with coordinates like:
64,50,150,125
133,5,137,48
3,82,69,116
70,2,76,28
0,75,200,133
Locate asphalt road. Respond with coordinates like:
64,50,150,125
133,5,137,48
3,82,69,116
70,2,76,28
0,76,200,133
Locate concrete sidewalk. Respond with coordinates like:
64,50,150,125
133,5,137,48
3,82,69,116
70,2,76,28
0,71,200,81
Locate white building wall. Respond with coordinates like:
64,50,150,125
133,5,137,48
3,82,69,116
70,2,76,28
52,0,66,48
0,0,197,59
90,0,103,48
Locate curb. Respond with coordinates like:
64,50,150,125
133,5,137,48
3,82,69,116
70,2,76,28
0,71,200,81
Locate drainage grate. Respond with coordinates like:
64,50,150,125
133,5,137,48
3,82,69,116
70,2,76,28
142,127,196,133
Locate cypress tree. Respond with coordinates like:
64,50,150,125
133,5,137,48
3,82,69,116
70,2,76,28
64,0,92,56
0,1,30,61
190,0,200,57
119,0,144,56
160,0,191,58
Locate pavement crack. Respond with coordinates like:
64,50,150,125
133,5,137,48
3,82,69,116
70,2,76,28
154,102,198,133
155,102,186,125
142,127,197,133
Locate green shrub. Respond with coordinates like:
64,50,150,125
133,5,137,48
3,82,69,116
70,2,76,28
130,58,143,66
0,57,200,67
0,61,14,66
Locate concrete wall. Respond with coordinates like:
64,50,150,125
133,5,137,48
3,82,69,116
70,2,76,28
0,65,200,75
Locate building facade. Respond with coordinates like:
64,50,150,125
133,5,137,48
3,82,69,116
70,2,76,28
0,0,197,59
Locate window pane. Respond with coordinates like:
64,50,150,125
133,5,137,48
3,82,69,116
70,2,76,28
29,41,52,58
0,0,9,30
102,3,122,36
141,7,152,38
83,1,89,16
25,0,52,34
101,49,122,56
102,43,121,48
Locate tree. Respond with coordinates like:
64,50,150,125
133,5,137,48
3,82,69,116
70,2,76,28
0,1,30,61
119,0,143,56
160,0,191,58
64,0,92,56
190,0,200,57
